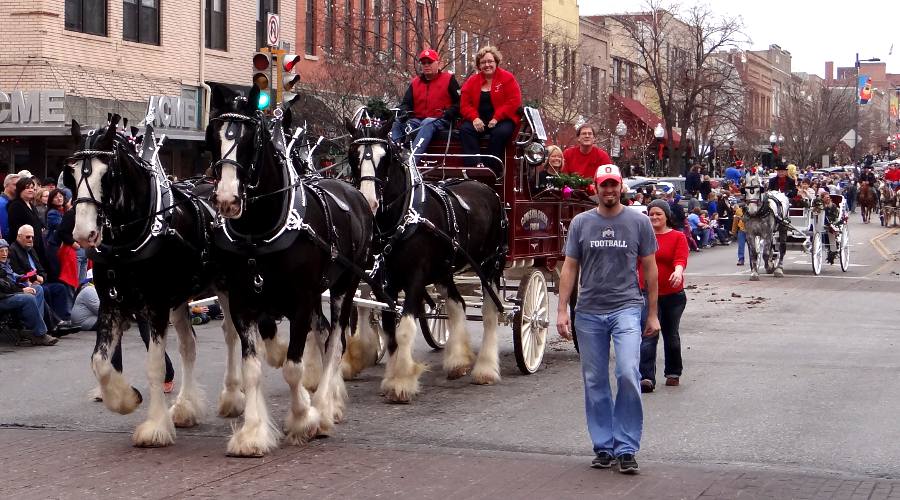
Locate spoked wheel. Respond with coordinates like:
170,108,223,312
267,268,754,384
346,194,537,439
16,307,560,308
839,225,851,272
811,233,824,275
513,270,550,375
419,296,448,350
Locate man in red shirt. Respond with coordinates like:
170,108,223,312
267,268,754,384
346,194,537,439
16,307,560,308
563,125,613,179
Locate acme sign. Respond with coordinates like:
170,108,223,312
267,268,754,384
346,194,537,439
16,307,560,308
0,90,66,125
146,95,198,130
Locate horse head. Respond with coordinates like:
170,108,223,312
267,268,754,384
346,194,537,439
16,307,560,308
742,172,766,216
346,109,395,214
68,114,148,249
206,85,272,219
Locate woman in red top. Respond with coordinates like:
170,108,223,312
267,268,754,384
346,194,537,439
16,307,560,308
640,199,689,393
458,46,522,176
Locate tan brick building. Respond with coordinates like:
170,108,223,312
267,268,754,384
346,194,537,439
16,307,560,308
0,0,295,178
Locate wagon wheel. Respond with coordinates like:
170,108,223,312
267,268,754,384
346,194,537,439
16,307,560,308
839,224,851,272
513,270,550,374
371,312,387,363
811,232,824,275
419,296,448,350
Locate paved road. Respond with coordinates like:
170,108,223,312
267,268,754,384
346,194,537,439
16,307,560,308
1,217,898,498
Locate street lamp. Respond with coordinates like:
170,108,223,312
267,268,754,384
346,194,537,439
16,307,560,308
614,119,628,175
854,53,881,162
685,127,695,174
654,123,665,176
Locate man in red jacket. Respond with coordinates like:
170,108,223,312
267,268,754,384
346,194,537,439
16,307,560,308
390,49,460,162
563,125,613,179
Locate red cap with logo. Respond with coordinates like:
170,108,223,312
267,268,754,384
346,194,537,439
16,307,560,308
418,49,439,62
594,164,622,184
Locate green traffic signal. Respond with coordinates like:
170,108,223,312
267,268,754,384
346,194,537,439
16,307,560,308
256,91,271,110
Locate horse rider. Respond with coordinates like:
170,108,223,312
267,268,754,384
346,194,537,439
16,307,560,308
390,48,460,163
820,189,844,265
767,161,797,199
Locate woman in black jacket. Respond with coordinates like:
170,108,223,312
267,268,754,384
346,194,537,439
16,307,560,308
7,177,49,272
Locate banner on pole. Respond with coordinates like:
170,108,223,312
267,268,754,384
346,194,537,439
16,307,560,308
858,75,872,104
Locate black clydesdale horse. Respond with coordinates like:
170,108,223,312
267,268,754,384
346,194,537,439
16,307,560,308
347,112,508,403
206,86,374,456
68,115,243,448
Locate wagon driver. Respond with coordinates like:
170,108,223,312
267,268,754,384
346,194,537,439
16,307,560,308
390,49,461,163
767,161,797,199
557,164,660,475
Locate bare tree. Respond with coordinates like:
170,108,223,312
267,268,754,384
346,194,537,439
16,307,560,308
776,83,856,167
609,0,746,175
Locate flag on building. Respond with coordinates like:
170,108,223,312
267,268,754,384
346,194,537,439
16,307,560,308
858,75,873,104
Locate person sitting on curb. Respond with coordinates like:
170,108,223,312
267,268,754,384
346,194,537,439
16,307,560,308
9,225,74,330
0,239,56,345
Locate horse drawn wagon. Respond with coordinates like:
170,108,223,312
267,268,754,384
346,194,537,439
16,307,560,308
346,105,594,375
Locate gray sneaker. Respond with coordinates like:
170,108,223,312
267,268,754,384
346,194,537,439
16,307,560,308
617,453,640,474
591,451,616,469
32,334,59,346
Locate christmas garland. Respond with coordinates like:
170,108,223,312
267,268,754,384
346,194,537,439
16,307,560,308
549,172,592,190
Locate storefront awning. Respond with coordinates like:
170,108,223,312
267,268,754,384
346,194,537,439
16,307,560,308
609,93,681,144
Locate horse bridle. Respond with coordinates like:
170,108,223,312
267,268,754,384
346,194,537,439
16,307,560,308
210,112,266,198
68,131,121,230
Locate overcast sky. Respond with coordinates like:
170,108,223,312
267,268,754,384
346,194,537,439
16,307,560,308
579,0,899,80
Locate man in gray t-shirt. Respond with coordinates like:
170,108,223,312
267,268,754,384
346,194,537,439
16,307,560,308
556,163,660,475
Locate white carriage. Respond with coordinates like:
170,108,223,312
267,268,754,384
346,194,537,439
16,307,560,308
781,195,851,275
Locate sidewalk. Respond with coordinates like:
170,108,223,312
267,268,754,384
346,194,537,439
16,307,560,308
3,428,899,499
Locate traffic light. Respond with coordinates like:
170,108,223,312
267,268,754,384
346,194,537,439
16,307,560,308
281,53,301,101
252,51,272,110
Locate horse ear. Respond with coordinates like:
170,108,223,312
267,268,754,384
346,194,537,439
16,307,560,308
71,120,82,146
377,118,395,139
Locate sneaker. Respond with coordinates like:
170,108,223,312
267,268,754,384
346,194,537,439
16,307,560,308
640,379,654,393
617,454,640,474
591,451,616,469
736,260,745,266
191,316,203,325
32,334,59,346
665,377,680,387
163,381,175,394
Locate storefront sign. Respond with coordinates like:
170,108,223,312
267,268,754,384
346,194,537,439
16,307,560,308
146,95,198,130
0,90,66,125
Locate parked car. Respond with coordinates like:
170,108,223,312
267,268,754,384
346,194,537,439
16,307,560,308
624,177,676,199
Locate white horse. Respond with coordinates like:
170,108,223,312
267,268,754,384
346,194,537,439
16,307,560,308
742,172,790,280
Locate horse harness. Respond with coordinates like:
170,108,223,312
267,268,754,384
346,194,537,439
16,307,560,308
354,137,506,310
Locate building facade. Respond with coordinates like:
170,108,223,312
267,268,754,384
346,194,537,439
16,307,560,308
0,0,295,178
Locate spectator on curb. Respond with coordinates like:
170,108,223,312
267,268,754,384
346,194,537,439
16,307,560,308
732,203,747,265
7,177,49,271
640,199,689,393
0,174,20,238
557,164,660,475
0,239,55,345
9,225,73,326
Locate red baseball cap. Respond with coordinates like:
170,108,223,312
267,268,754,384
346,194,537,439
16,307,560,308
418,49,439,62
594,164,622,185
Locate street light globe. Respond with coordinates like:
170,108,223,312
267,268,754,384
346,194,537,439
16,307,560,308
686,128,695,141
654,123,665,139
769,132,777,144
778,134,784,144
615,119,627,137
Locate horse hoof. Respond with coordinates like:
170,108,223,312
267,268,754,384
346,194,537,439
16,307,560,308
749,274,760,281
774,269,784,278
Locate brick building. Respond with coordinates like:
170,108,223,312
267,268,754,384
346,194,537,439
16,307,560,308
0,0,295,178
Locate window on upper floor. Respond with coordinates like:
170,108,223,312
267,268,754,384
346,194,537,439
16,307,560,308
373,0,383,54
304,0,315,55
359,0,368,63
66,0,108,36
324,0,335,53
344,0,353,58
256,0,278,50
206,0,227,50
123,0,159,45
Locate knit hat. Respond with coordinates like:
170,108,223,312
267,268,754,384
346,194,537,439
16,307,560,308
648,199,672,221
0,239,8,249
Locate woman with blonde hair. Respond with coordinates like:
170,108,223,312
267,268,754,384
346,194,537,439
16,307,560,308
459,46,522,176
538,145,564,187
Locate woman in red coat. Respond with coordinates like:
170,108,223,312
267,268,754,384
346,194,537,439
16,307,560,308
459,46,522,176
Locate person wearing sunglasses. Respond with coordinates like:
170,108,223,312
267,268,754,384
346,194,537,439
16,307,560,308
9,224,75,332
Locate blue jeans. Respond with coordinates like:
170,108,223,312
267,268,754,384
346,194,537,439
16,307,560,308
0,288,48,336
76,248,88,283
42,282,73,321
390,117,449,159
736,230,746,261
574,307,643,457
